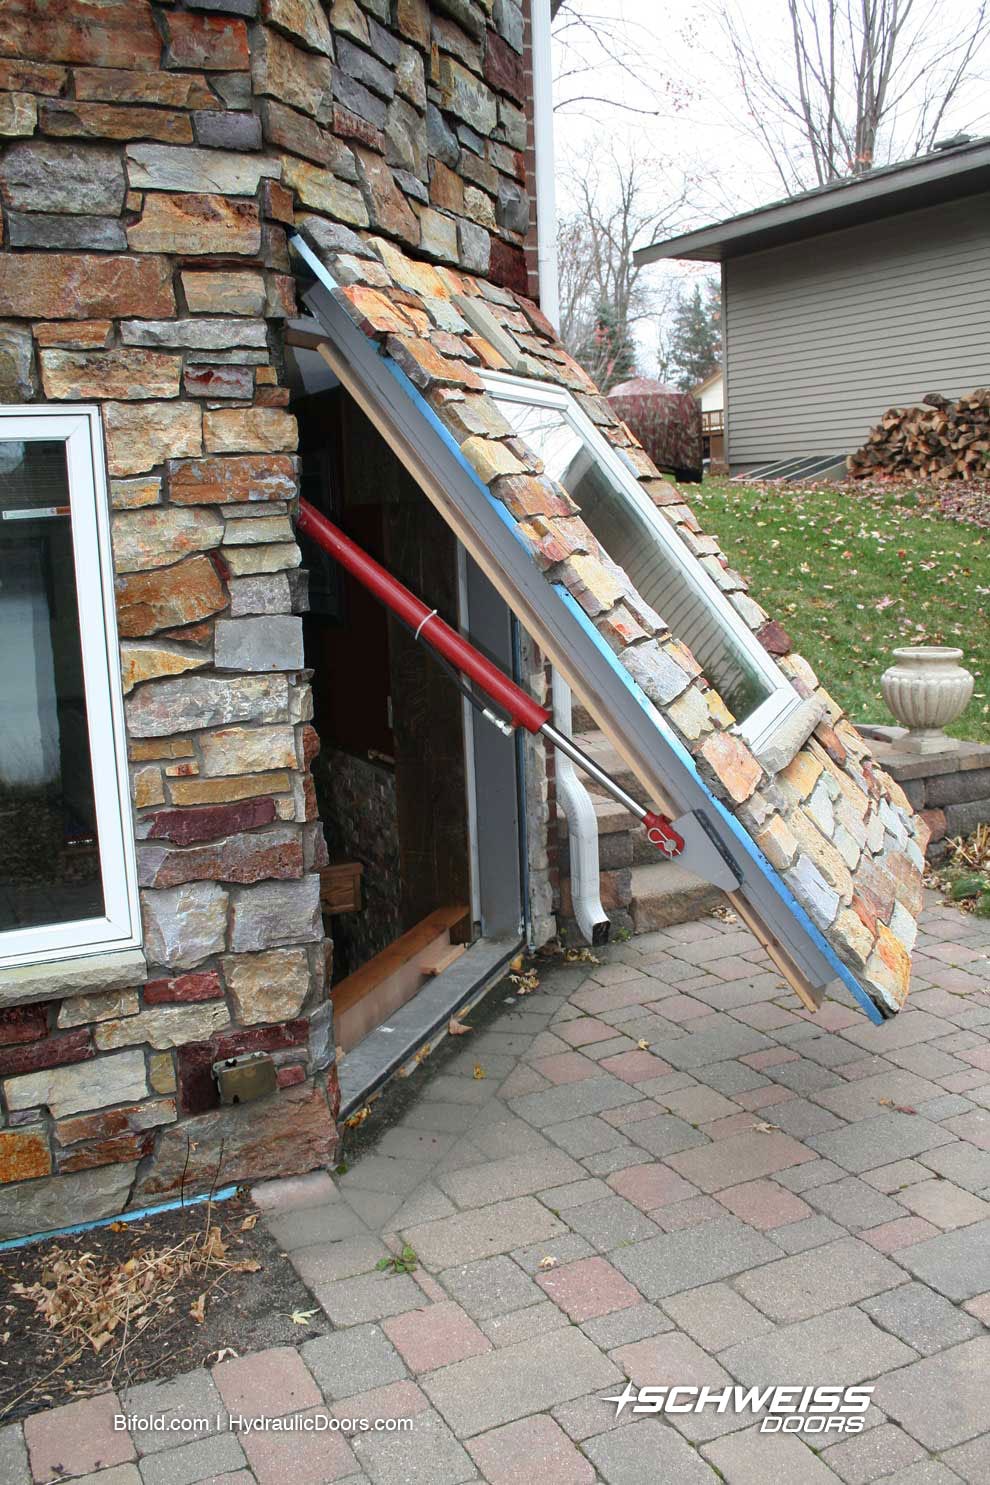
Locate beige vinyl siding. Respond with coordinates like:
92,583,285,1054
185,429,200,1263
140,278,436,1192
724,192,990,466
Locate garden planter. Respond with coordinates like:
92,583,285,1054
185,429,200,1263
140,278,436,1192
881,646,974,753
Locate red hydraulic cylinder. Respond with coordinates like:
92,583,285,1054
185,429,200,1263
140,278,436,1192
297,498,551,734
296,498,684,861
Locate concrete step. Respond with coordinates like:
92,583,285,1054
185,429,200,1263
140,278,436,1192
629,860,725,933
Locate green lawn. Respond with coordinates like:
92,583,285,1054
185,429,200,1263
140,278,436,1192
689,478,990,743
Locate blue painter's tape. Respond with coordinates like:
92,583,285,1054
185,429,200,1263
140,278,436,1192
553,585,885,1026
0,1184,240,1253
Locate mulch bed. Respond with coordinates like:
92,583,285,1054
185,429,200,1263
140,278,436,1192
0,1190,331,1425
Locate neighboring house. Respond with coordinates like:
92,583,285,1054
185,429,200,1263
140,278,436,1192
636,136,990,471
0,0,927,1239
692,366,724,466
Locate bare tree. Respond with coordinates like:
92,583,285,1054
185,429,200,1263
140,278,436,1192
551,0,694,119
557,146,694,387
715,0,990,194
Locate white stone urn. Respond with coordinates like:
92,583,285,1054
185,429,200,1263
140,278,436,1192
881,646,974,754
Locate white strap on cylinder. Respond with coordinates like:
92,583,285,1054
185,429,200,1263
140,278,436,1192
414,608,439,641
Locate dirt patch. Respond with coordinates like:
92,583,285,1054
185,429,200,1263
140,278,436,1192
0,1190,330,1425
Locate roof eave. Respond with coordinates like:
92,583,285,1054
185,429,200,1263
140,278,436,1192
634,141,990,265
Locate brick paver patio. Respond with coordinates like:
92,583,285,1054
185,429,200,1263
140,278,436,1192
4,891,990,1483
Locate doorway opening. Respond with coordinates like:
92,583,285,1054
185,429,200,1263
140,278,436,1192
290,362,523,1068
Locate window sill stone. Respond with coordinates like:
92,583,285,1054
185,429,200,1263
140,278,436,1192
0,948,148,1009
752,696,827,777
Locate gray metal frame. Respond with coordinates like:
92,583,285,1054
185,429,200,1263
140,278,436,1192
459,552,525,939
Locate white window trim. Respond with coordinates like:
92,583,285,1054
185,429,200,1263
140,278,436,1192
481,371,803,752
0,406,140,970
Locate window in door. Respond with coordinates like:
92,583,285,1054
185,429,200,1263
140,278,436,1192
483,373,802,749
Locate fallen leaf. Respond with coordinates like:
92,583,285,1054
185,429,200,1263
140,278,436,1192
538,1256,558,1270
510,968,540,995
448,1017,472,1036
189,1293,206,1325
753,1121,781,1133
637,1039,650,1051
473,1064,486,1080
344,1105,371,1129
290,1308,319,1326
240,1214,259,1231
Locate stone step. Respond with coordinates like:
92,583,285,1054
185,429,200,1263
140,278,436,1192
560,728,725,938
629,860,725,933
568,728,643,806
555,795,671,869
594,796,631,835
571,699,597,733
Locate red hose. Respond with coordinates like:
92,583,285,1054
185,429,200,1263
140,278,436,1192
297,498,551,734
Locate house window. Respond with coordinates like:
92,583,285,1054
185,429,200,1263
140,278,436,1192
0,409,138,970
483,373,801,748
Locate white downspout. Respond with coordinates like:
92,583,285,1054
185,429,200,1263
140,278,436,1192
530,0,559,326
531,0,609,946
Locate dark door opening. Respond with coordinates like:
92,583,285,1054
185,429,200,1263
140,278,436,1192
294,385,474,1049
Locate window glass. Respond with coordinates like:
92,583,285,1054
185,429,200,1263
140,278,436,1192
0,439,104,932
490,395,774,722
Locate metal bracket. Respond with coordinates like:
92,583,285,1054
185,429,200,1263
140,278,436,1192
669,810,742,890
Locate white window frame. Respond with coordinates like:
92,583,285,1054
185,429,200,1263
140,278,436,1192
0,406,140,969
481,371,803,753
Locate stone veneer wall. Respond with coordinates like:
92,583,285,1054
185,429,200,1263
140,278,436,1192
865,736,990,866
0,0,533,1237
294,223,931,1017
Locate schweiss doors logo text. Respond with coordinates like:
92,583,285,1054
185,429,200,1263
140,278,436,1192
605,1382,874,1435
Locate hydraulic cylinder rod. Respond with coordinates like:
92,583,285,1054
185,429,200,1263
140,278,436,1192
296,498,684,858
298,497,549,732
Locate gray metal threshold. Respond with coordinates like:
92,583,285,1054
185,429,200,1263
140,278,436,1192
336,935,522,1119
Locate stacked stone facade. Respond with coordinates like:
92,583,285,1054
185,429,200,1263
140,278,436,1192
0,0,531,1238
295,222,929,1017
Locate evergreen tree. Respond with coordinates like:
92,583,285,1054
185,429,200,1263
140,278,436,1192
668,282,721,391
577,300,638,392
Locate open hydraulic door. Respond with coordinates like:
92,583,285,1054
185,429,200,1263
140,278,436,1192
292,227,930,1028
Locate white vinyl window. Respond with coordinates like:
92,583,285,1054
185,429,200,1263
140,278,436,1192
0,408,139,969
483,373,803,751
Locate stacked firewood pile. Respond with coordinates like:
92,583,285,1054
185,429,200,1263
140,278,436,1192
848,390,990,481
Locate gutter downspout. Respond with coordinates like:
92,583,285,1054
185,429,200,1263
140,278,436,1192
530,0,609,946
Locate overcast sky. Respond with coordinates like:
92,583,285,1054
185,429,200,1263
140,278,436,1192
550,0,990,363
551,0,990,229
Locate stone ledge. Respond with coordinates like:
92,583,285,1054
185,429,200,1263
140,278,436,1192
862,727,990,781
0,948,149,1010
